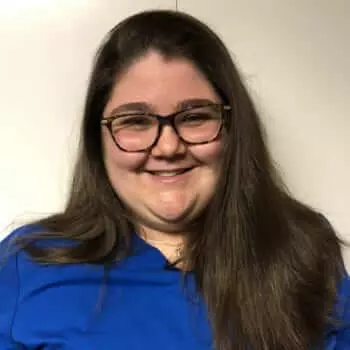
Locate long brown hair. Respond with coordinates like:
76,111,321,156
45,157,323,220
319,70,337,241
14,10,345,350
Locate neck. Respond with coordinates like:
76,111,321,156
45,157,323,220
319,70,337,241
138,225,185,245
138,225,185,263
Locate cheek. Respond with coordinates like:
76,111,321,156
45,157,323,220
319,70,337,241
189,140,223,167
102,130,147,173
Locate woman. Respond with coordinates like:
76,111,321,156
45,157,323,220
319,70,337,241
0,9,349,350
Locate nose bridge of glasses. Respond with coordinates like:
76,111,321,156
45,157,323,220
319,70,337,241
156,113,180,134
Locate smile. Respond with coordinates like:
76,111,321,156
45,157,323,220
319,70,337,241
145,167,195,183
146,168,193,177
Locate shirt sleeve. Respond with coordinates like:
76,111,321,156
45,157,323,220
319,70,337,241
0,237,21,349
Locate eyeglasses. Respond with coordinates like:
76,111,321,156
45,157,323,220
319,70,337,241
101,103,231,152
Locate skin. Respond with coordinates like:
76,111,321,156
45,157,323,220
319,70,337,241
102,51,223,256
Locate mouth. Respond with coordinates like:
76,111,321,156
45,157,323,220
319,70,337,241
146,167,194,176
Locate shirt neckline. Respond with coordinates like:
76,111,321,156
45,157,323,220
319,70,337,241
130,231,183,272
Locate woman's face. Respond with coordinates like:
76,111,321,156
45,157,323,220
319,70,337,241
102,51,223,234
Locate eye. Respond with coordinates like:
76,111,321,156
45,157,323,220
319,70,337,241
112,114,155,131
180,113,216,125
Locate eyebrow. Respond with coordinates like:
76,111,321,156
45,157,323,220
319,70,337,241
177,98,218,110
107,98,218,117
108,102,150,116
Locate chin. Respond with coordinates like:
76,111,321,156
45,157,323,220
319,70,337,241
136,211,193,234
151,202,198,224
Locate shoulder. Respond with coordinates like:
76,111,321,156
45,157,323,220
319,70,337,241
0,224,94,301
0,223,58,288
1,223,76,254
336,273,350,318
325,273,350,349
0,224,39,261
0,224,44,286
1,224,43,247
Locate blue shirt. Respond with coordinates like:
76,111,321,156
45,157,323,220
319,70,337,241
0,225,349,349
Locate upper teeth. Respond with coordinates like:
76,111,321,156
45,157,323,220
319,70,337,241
151,170,184,176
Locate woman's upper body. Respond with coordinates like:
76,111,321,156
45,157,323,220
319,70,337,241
1,9,349,350
0,225,349,349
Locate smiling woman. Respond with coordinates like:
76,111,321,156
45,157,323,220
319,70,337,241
0,9,349,350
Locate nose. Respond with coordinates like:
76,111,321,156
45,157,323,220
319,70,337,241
150,124,186,158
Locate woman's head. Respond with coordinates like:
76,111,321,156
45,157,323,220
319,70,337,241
102,51,224,235
80,10,268,235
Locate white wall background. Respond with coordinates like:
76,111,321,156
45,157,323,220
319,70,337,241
0,0,349,267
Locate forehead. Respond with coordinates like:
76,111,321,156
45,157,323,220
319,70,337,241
104,51,220,116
